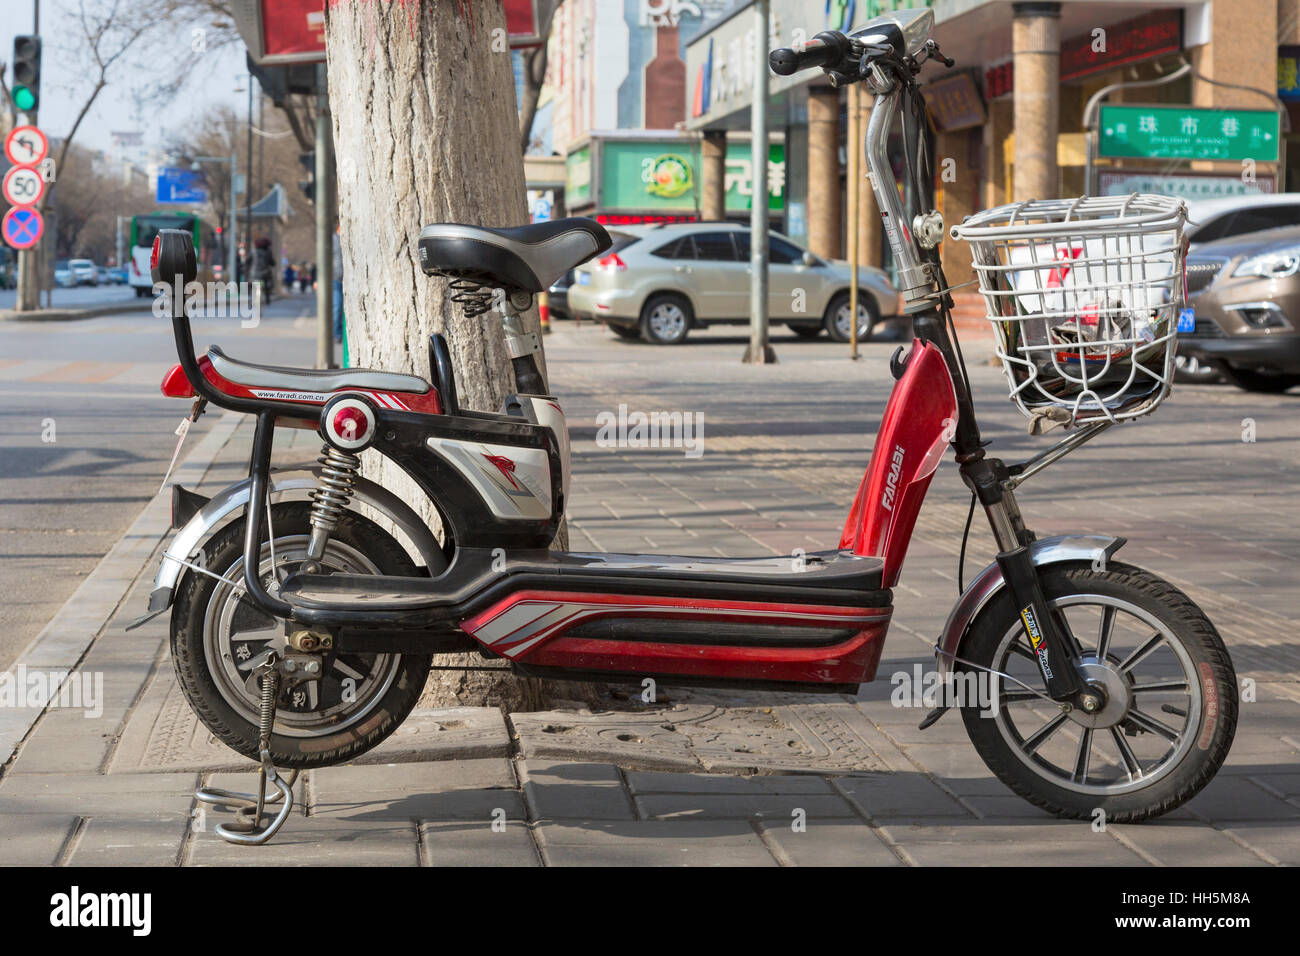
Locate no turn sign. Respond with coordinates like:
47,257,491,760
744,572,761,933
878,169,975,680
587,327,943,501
3,165,45,207
4,125,48,167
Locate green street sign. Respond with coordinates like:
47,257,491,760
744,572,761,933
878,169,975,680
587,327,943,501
1098,105,1280,162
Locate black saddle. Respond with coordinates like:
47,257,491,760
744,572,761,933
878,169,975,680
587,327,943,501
417,218,611,293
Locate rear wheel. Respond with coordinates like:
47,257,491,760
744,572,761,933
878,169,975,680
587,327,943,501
958,562,1237,822
824,291,880,343
170,502,431,769
1219,365,1300,393
640,293,692,345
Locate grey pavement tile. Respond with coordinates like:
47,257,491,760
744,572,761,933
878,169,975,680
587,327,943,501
534,819,778,866
519,759,637,820
881,821,1149,866
624,770,834,795
1108,821,1271,867
635,792,858,821
312,787,527,825
833,772,975,819
1183,775,1300,822
420,821,540,866
1218,822,1300,865
309,758,515,797
0,812,79,866
757,819,903,866
67,815,191,866
187,818,420,866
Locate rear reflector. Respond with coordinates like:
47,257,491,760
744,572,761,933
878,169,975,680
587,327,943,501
160,363,196,398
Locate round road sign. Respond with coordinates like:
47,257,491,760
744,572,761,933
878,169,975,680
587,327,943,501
4,125,48,167
3,165,45,207
2,206,44,250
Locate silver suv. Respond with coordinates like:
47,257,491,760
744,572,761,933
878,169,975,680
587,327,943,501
566,222,900,344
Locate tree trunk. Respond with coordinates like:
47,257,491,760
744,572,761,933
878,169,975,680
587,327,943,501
325,0,592,711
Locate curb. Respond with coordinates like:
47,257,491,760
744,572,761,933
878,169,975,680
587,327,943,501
0,300,148,322
0,410,244,766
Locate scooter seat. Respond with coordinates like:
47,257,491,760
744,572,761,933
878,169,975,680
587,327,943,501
207,345,431,395
417,218,611,292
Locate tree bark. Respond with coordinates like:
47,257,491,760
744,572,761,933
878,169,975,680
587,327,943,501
325,0,590,711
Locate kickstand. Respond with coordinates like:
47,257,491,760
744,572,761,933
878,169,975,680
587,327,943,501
195,656,298,845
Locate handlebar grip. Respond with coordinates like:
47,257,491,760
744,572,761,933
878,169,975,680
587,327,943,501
769,31,851,76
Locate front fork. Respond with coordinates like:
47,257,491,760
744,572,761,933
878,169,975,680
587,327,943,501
964,457,1100,712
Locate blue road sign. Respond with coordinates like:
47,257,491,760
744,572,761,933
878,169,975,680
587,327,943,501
156,167,209,205
2,206,43,249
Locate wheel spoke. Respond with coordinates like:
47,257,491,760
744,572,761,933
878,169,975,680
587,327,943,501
1000,688,1042,705
1071,727,1094,783
1052,608,1085,657
1021,711,1068,755
1127,707,1182,743
1096,605,1116,660
1007,640,1038,664
1109,726,1144,781
1118,632,1164,672
1131,678,1189,693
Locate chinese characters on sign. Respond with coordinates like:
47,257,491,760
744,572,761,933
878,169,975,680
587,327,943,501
1098,171,1276,200
1098,105,1280,162
1060,10,1182,82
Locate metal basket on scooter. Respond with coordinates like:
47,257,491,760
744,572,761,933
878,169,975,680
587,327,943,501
950,194,1188,429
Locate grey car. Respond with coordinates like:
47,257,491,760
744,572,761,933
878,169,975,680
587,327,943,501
567,222,900,344
1178,224,1300,393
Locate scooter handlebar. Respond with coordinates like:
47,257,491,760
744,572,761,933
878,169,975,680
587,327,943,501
769,31,852,76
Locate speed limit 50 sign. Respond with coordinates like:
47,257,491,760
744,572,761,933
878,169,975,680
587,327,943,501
3,165,45,207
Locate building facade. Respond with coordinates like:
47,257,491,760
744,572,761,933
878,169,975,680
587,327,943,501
686,0,1296,286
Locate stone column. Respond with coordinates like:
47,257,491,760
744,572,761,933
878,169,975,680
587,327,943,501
854,90,881,267
700,130,727,221
1012,2,1060,200
807,86,843,259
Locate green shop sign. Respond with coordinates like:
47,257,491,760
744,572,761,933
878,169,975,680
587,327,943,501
1098,105,1280,162
565,146,591,207
597,140,785,213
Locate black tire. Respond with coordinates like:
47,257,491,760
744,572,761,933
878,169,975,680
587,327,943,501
957,562,1237,823
823,291,880,343
640,293,692,345
170,501,431,769
611,324,642,340
787,323,823,339
1172,354,1223,385
1219,365,1300,393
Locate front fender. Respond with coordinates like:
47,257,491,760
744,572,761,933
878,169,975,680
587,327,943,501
934,534,1127,678
143,470,445,614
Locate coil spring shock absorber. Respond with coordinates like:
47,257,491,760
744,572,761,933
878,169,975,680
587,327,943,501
304,444,360,571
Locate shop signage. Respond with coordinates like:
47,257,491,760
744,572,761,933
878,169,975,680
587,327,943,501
1098,105,1280,162
1060,10,1182,82
592,139,784,213
1279,46,1300,102
925,71,985,132
1098,171,1276,200
566,146,592,207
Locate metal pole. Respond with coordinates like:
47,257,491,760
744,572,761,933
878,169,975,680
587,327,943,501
228,152,237,285
314,63,334,369
743,0,774,365
245,74,254,283
848,84,860,361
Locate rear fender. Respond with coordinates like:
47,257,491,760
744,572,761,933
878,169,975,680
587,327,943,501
144,470,445,614
933,534,1127,678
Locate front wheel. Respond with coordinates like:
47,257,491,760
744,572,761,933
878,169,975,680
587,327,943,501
823,291,880,343
958,562,1237,822
640,293,692,345
170,501,431,769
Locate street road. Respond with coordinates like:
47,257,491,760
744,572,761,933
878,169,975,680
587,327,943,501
0,284,140,311
0,291,318,669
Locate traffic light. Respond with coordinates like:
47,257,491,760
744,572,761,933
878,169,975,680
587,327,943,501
11,35,41,113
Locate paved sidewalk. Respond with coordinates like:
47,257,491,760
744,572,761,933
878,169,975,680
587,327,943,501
1,324,1296,865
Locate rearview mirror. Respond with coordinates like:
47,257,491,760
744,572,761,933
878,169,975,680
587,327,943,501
150,229,197,286
802,251,818,267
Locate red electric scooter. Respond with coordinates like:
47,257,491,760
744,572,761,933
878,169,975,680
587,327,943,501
138,9,1236,844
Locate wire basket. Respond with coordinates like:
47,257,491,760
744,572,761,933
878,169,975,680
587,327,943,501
950,194,1188,428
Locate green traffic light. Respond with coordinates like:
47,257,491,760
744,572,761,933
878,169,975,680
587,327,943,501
13,85,35,111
